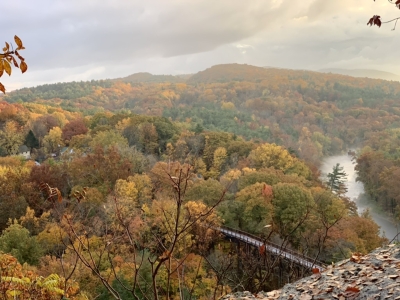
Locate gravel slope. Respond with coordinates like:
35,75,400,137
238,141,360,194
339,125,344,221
221,244,400,300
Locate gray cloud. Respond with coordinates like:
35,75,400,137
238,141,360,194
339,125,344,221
2,1,279,68
1,0,400,90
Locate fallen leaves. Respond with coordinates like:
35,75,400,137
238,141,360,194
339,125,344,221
260,244,400,300
350,252,365,263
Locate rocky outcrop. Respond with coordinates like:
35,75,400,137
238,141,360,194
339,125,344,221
221,244,400,300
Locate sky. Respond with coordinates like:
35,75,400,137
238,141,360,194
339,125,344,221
1,0,399,90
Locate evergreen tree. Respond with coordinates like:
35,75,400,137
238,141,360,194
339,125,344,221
327,163,348,196
25,130,39,150
194,123,204,134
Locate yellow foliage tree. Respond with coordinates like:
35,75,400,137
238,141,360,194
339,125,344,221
221,101,235,110
42,127,64,154
113,178,140,219
115,178,138,200
0,121,23,155
208,147,227,179
128,174,153,205
248,143,295,173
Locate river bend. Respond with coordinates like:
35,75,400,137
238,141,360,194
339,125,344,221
320,154,399,241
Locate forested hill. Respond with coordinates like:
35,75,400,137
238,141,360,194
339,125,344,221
187,63,400,85
0,63,397,298
187,63,271,83
5,63,400,165
112,72,190,83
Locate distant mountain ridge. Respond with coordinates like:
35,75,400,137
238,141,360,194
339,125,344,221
113,72,192,83
116,65,400,85
187,64,272,83
186,63,400,85
319,68,400,82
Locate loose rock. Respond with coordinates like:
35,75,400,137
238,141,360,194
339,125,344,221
222,244,400,300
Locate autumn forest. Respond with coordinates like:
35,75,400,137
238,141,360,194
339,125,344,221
0,63,399,299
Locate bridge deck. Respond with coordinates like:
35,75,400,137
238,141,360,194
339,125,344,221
218,226,326,272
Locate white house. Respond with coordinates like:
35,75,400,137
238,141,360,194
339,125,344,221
18,145,31,159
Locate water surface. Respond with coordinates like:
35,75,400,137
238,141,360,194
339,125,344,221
320,154,399,241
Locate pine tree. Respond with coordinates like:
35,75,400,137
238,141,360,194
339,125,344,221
326,163,348,196
25,130,39,150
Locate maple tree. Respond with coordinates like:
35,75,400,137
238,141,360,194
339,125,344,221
0,36,27,93
61,118,88,144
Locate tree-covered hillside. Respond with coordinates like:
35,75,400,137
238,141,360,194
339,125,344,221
5,63,400,166
0,87,386,298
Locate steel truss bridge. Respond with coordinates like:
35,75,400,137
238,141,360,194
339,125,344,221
217,226,326,272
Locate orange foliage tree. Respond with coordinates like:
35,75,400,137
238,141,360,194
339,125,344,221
0,253,81,299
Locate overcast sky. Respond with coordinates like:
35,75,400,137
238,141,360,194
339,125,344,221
1,0,399,90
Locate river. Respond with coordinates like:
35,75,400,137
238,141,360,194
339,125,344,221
320,154,399,241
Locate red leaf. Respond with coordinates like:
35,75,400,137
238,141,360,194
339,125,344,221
345,286,360,293
367,15,381,27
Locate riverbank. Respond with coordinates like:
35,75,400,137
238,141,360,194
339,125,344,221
320,154,399,241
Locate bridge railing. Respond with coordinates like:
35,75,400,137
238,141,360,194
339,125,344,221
218,225,326,270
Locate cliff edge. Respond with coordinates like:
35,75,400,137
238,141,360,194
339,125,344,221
222,244,400,300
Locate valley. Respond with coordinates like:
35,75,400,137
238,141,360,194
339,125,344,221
321,154,399,241
0,64,400,298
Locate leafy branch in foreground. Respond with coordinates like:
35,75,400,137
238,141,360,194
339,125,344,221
368,0,400,30
0,35,28,93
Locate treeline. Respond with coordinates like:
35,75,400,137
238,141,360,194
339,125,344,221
355,129,400,219
0,99,386,299
5,64,400,166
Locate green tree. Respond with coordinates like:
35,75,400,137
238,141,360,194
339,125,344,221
272,183,315,243
0,223,43,265
186,178,225,206
235,182,274,233
326,163,348,196
193,123,204,134
238,169,281,191
24,130,39,151
90,130,128,150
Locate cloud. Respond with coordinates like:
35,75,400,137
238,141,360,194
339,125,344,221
2,1,281,68
2,0,400,90
236,44,254,54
